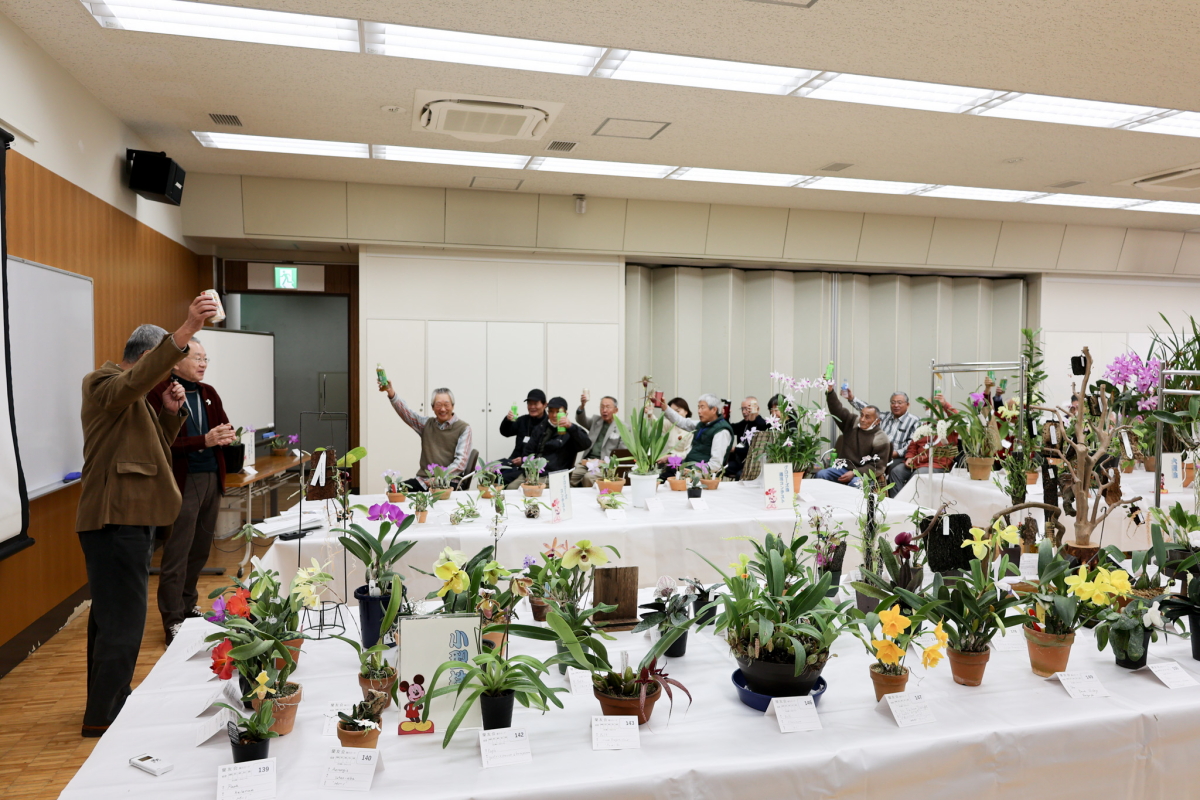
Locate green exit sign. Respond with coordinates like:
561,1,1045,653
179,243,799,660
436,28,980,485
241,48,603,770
274,266,298,289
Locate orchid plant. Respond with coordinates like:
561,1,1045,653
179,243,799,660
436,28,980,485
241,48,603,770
848,604,947,677
521,456,548,487
805,505,847,575
332,576,409,681
216,700,278,746
633,576,697,638
408,491,435,513
852,530,927,605
597,489,627,511
588,452,632,482
1094,597,1176,664
265,432,299,450
763,372,828,473
412,545,496,614
334,502,417,589
474,460,505,492
450,494,482,525
337,690,388,733
1023,541,1128,636
614,378,672,475
425,463,454,491
382,470,405,493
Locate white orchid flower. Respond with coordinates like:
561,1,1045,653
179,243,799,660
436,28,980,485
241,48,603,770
654,575,677,600
1143,601,1165,629
935,420,949,444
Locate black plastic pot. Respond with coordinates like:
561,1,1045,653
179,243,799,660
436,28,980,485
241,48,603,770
231,737,270,763
554,640,591,674
736,655,824,697
1191,613,1200,662
479,690,514,730
686,487,703,499
354,585,397,649
693,596,716,626
855,590,878,614
223,444,246,474
821,570,841,598
665,631,688,658
1115,629,1153,670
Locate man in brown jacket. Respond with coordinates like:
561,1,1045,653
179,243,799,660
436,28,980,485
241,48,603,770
76,293,217,737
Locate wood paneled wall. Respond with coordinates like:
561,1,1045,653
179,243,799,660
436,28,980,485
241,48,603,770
0,151,202,652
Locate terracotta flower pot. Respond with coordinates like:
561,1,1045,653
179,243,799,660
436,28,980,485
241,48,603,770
522,484,544,497
667,477,686,491
792,472,805,494
415,510,428,523
386,491,407,503
530,597,549,622
1186,463,1196,488
358,672,397,709
869,665,909,701
1025,471,1039,485
596,479,625,494
252,682,302,735
700,478,720,491
947,648,991,686
1024,628,1075,677
273,637,304,671
432,488,452,501
479,486,498,499
966,457,994,481
1122,463,1134,474
594,684,660,725
336,722,381,749
271,447,290,457
481,615,509,655
1144,456,1157,473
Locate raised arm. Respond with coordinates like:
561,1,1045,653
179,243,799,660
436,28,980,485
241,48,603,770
90,335,188,412
825,387,856,428
388,394,428,434
662,403,699,432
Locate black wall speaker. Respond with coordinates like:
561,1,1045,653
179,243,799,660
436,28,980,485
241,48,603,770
126,149,185,206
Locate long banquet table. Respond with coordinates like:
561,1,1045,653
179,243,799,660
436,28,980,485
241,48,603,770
60,603,1200,799
259,481,922,601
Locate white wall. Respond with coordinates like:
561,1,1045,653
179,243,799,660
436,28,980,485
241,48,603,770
0,11,184,244
359,246,625,491
1036,275,1200,408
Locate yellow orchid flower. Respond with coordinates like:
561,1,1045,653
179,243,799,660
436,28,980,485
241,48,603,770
511,576,533,597
562,540,610,571
933,621,948,647
729,554,752,579
436,567,469,597
481,560,510,585
921,644,944,669
878,605,912,639
433,547,468,581
1064,566,1089,593
873,639,905,666
991,520,1020,547
252,671,276,700
961,527,991,560
1108,570,1132,596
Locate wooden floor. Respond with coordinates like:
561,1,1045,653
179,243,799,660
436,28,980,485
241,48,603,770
0,527,276,798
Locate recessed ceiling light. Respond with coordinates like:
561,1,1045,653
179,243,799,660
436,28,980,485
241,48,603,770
193,131,368,157
1132,111,1200,138
1130,201,1200,215
370,145,530,169
532,156,678,178
979,94,1165,128
596,50,819,95
1025,194,1146,209
922,185,1046,203
82,0,360,51
361,22,604,75
673,167,806,186
804,74,994,114
805,176,933,195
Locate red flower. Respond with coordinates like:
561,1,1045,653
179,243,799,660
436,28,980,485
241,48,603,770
210,639,235,680
226,588,251,619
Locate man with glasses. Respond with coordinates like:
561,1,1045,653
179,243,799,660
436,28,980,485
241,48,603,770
379,381,473,490
725,396,770,480
837,385,918,494
148,337,236,644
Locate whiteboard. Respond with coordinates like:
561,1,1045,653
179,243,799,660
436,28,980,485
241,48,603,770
196,328,275,432
8,257,93,501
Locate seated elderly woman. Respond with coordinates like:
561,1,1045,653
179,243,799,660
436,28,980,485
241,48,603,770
658,393,733,480
378,381,472,490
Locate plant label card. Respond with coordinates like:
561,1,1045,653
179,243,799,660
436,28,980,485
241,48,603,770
321,748,379,791
479,728,532,769
991,633,1026,652
196,681,243,717
765,696,821,733
604,508,627,522
591,715,641,750
763,463,793,510
1148,661,1200,689
322,702,354,736
194,707,236,747
216,757,276,800
884,691,936,728
1163,453,1185,492
644,498,664,513
1019,553,1040,579
1120,432,1133,459
1052,671,1111,698
689,497,710,512
547,469,573,522
398,614,481,735
567,668,593,695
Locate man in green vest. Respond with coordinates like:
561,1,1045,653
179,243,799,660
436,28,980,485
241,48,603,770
379,382,473,489
658,393,733,480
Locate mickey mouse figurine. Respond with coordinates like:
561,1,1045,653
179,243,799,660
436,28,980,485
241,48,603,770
397,674,435,734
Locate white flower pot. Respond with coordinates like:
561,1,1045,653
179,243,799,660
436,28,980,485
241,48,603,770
629,473,659,509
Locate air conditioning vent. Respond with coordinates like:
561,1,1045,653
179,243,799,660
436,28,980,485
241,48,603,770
744,0,820,6
1048,180,1085,189
1134,168,1200,192
208,113,242,127
820,162,853,172
470,176,524,191
546,140,578,152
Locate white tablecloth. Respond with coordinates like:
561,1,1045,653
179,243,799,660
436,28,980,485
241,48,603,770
61,611,1200,799
895,468,1194,552
259,482,922,601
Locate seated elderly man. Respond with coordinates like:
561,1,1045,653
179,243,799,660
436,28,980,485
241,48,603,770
571,392,625,487
658,393,733,479
504,396,591,488
844,387,921,496
818,384,891,488
725,396,770,480
378,381,472,490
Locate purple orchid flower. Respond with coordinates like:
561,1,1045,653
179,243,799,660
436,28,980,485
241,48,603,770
740,429,757,444
367,502,406,523
667,455,683,469
287,434,300,445
206,595,227,623
695,460,709,475
522,555,537,569
969,392,985,407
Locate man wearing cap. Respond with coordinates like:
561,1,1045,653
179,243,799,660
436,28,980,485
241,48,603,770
499,389,547,465
504,396,591,488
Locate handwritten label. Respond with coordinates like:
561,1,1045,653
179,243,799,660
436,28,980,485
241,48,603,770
884,691,936,728
764,696,821,732
322,702,354,736
1019,553,1039,578
1148,661,1199,689
604,508,627,522
942,516,950,537
644,498,664,513
689,498,710,512
1120,432,1133,459
479,728,532,769
1053,671,1111,698
991,633,1025,652
1049,427,1057,445
216,757,276,800
321,748,379,791
195,707,236,746
197,680,243,717
591,715,641,750
567,668,593,695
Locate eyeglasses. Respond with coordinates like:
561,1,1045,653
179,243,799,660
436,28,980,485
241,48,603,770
186,356,210,364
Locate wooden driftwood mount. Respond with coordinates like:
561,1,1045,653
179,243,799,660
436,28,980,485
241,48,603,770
593,566,639,631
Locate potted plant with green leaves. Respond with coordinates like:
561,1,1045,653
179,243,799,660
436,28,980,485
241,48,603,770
408,491,434,523
519,456,548,497
382,469,406,503
475,460,505,499
596,488,627,511
678,463,706,498
765,372,828,493
960,389,1002,480
335,690,388,749
847,602,946,700
1161,578,1200,662
1095,596,1177,669
588,452,632,495
634,576,697,658
696,460,725,490
425,463,455,501
521,496,548,519
449,494,482,526
414,545,495,615
217,700,278,763
334,502,416,648
266,433,298,457
680,576,723,625
806,506,848,597
332,577,408,706
613,379,671,508
852,530,927,612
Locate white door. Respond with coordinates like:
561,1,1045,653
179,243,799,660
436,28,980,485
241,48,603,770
547,323,621,430
486,322,545,465
427,321,488,464
365,319,425,494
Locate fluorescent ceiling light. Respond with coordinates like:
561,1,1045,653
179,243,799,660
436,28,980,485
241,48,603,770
804,74,994,114
362,23,604,75
806,176,932,195
193,131,367,157
598,50,818,95
979,94,1165,128
1132,111,1200,138
533,157,678,179
922,185,1047,203
1130,201,1200,216
674,167,805,186
370,145,530,168
1026,194,1145,209
81,0,359,51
